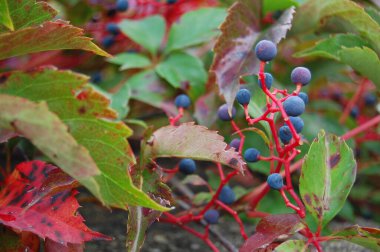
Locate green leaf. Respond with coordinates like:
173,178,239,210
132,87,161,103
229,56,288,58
111,84,131,119
165,8,226,53
300,131,357,228
107,53,151,70
156,52,207,98
339,47,380,88
0,0,56,32
294,34,370,60
145,123,246,172
0,94,100,180
331,225,380,251
274,240,310,252
0,0,14,31
119,16,165,55
0,21,110,60
263,0,298,14
0,69,167,211
292,0,380,53
121,69,175,110
295,34,380,88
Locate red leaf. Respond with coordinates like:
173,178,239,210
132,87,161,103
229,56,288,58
45,239,84,252
0,161,110,245
239,214,304,252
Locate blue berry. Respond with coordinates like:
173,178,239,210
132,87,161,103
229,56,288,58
236,89,251,105
267,173,284,190
283,96,305,116
364,93,377,106
106,23,120,35
298,92,309,105
179,159,196,174
116,0,129,11
230,138,241,151
218,104,236,121
244,148,260,162
288,117,304,133
90,72,102,84
255,40,277,62
174,94,191,108
102,35,115,48
218,185,235,205
279,126,292,144
291,67,311,86
203,209,219,224
258,73,273,89
167,0,177,3
350,106,359,119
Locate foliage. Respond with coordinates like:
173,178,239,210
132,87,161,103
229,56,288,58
0,0,379,251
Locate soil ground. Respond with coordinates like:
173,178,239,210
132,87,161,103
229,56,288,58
80,200,376,252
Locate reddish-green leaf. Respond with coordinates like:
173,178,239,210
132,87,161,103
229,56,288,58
300,131,357,228
211,0,261,112
331,225,380,251
0,161,110,245
0,0,56,32
0,20,110,60
0,229,40,252
0,69,168,211
145,123,246,172
240,214,304,252
0,94,100,179
274,240,310,252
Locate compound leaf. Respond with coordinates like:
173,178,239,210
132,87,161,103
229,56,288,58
0,161,109,245
331,225,380,251
300,131,357,228
0,69,168,211
165,8,226,54
0,20,110,60
240,214,304,252
119,16,165,55
0,94,99,179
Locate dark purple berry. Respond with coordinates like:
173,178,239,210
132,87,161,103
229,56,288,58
102,35,115,48
167,0,177,3
179,159,196,174
298,92,309,105
267,173,284,190
364,93,377,106
279,126,292,144
174,94,191,108
90,72,102,84
244,148,260,162
283,96,305,116
116,0,129,12
255,40,277,62
230,138,241,151
288,117,304,133
291,67,311,86
218,186,235,205
236,89,251,105
350,106,359,119
106,23,120,35
203,209,219,224
259,73,273,89
218,104,236,121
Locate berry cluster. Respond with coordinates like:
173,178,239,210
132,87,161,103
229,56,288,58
159,40,315,251
217,39,311,217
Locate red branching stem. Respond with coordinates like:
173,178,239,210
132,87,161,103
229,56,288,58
230,120,245,153
216,162,225,181
342,115,380,140
169,107,184,125
339,78,368,124
279,189,301,212
199,170,239,215
216,200,248,239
